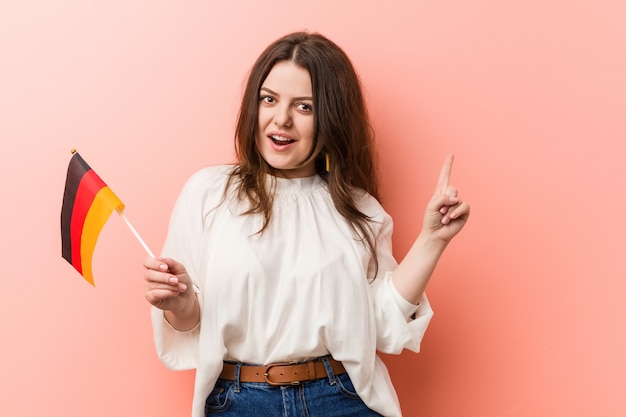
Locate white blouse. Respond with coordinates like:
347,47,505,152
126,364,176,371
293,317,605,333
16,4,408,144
151,165,433,417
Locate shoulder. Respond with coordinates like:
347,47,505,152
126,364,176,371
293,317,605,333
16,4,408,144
175,165,237,209
180,165,235,195
353,189,389,223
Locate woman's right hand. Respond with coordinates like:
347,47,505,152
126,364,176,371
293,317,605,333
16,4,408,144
143,257,200,330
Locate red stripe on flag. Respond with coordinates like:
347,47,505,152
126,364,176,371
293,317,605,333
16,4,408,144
69,169,107,274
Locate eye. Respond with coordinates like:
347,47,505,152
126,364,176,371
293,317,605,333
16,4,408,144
296,102,313,113
260,95,275,104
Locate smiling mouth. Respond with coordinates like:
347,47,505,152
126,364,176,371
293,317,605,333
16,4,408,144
270,134,296,145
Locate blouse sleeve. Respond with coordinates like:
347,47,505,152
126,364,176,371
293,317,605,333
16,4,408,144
361,194,435,355
151,165,231,370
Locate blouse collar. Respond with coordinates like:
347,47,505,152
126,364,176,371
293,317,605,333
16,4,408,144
271,174,325,195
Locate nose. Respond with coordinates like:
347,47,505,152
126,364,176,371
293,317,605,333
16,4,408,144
273,104,292,128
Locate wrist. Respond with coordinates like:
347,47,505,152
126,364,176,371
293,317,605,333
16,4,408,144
415,230,449,254
164,293,199,331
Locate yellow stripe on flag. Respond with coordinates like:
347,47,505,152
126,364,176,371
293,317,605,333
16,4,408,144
80,186,125,285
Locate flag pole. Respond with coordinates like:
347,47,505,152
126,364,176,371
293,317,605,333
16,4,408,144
116,208,156,258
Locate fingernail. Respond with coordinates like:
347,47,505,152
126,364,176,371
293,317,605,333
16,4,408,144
159,264,168,271
179,284,187,292
442,215,450,224
168,276,178,284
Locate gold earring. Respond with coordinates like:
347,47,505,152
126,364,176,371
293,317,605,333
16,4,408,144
325,153,330,172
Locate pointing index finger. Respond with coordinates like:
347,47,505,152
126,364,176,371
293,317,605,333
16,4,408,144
436,154,455,193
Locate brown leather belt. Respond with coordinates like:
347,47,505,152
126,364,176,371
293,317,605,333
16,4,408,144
220,357,346,386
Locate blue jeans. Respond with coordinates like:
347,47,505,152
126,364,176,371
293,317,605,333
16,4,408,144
205,357,383,416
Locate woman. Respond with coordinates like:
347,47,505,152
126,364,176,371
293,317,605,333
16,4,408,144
143,31,469,417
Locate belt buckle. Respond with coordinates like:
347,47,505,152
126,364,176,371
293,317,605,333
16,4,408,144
263,361,301,386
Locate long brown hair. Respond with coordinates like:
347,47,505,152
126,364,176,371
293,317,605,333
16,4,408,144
228,31,381,277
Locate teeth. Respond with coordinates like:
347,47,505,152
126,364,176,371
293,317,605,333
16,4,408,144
271,135,292,142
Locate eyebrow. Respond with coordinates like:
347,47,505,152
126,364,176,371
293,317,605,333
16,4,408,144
260,87,313,102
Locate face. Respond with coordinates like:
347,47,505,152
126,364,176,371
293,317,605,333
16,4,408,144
256,61,317,178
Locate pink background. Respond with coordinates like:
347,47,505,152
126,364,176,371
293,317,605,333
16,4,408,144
2,1,625,416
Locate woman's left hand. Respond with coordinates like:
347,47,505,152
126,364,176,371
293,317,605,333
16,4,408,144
422,154,470,244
